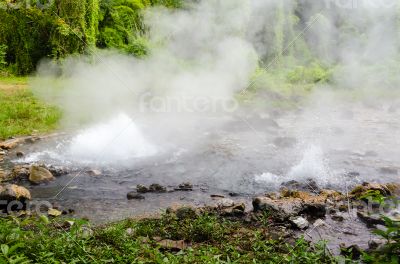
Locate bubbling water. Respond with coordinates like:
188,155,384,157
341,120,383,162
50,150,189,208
67,113,158,163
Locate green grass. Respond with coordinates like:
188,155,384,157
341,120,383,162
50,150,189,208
0,87,61,140
0,213,337,264
0,76,28,85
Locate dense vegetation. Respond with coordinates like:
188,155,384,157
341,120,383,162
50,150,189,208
0,212,337,263
0,0,182,75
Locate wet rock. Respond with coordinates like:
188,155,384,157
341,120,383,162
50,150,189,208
48,208,62,217
210,194,225,198
149,183,166,193
220,203,245,216
379,167,398,175
167,205,197,219
16,151,24,158
217,198,235,208
0,169,11,182
86,169,101,176
273,137,297,148
301,203,326,219
350,182,397,198
340,244,362,260
228,192,239,197
313,219,326,227
127,192,145,200
281,179,319,192
289,216,309,229
11,165,30,179
136,184,149,193
331,214,344,222
29,165,55,184
338,204,348,212
175,182,192,191
368,239,385,250
0,138,25,150
253,196,303,221
47,165,68,177
357,211,384,226
0,184,31,208
319,189,344,201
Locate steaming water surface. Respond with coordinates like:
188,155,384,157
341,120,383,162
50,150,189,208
4,102,399,223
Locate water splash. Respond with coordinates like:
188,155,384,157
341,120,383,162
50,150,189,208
67,113,157,163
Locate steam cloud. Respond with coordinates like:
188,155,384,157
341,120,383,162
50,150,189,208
31,0,400,189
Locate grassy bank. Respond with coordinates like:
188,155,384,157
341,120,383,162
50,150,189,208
0,213,335,263
0,77,61,140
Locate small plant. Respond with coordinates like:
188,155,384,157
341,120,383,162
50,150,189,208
359,192,400,263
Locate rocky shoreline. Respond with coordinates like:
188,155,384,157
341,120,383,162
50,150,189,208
1,135,399,258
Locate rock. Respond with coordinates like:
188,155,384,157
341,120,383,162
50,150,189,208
78,226,93,239
220,203,246,216
368,239,385,250
253,196,303,221
281,179,319,192
313,219,326,227
0,138,25,150
228,192,239,197
127,192,145,200
0,169,11,182
137,184,149,193
11,165,30,179
175,182,192,191
273,137,297,148
357,211,384,226
29,165,55,184
289,216,309,229
319,189,344,201
350,182,396,198
48,208,62,217
87,169,101,176
47,165,68,177
331,214,344,222
340,244,362,260
16,151,24,158
167,205,197,219
301,202,326,219
157,239,187,251
0,184,31,209
149,184,166,193
211,194,225,198
217,198,235,208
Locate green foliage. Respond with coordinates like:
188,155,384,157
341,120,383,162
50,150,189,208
287,62,332,84
358,192,400,263
0,213,337,263
0,45,6,69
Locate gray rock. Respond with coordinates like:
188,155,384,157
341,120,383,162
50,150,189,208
137,184,149,193
149,183,166,193
357,211,384,226
29,165,54,184
127,192,145,200
253,196,303,221
289,216,309,229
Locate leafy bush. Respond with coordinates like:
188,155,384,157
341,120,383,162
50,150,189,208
0,45,6,69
